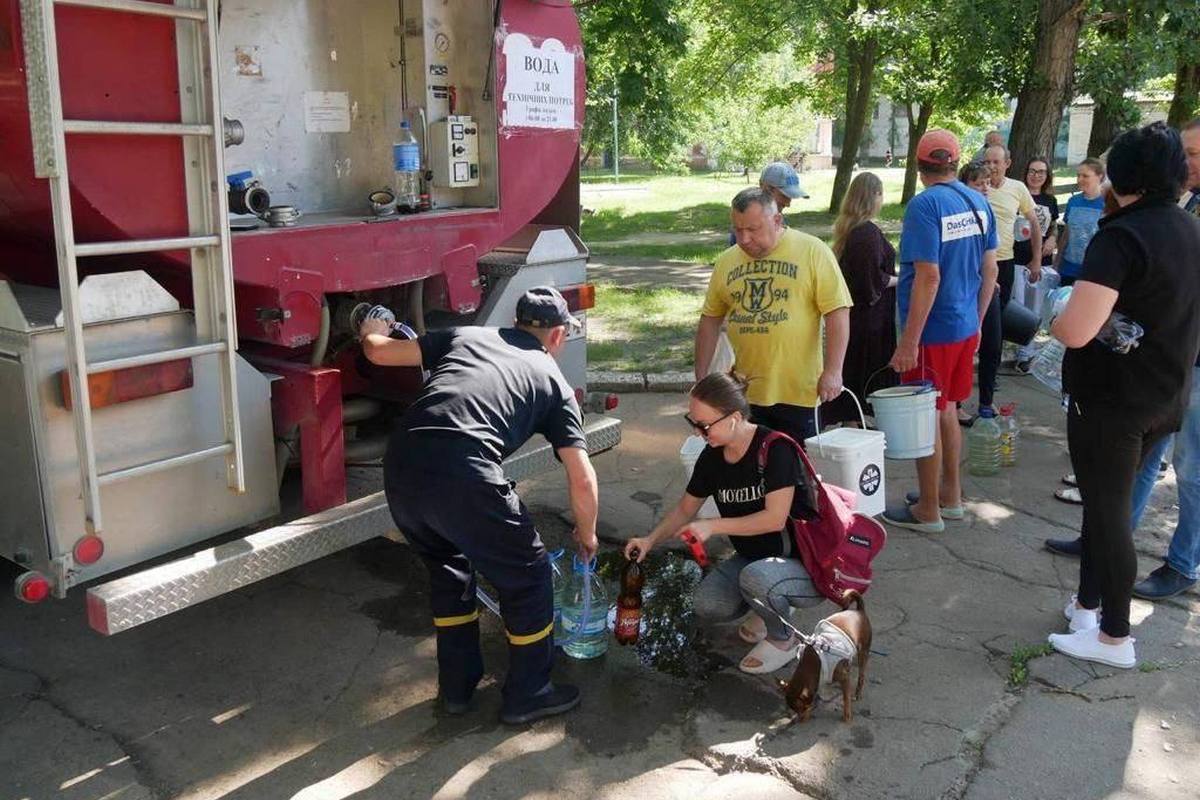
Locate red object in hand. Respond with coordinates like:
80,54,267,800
680,529,709,568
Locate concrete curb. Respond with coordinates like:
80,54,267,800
588,370,692,393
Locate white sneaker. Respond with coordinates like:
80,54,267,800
1063,595,1101,632
1048,626,1135,669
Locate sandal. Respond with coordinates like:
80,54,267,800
1061,474,1077,487
737,615,767,644
1054,487,1082,505
739,637,800,674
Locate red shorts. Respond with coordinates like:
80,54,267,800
902,334,978,411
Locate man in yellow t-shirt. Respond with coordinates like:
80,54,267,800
976,145,1042,416
695,187,852,443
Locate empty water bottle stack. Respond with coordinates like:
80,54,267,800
998,404,1019,467
968,408,1003,476
561,555,609,659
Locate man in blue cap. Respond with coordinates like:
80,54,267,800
759,161,810,209
359,286,599,724
728,162,810,246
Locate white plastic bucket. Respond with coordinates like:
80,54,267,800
679,435,719,518
805,427,887,517
868,383,939,459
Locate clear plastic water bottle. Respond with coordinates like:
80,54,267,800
392,121,421,212
561,555,609,660
968,407,1002,476
1030,338,1067,394
998,404,1019,467
549,549,567,642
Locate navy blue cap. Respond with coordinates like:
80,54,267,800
515,286,581,329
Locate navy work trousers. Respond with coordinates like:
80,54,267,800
384,446,555,711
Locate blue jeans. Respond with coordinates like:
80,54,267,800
1129,366,1200,580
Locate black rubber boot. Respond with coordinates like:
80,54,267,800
500,683,581,725
1044,537,1082,557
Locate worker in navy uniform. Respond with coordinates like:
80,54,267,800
359,286,599,725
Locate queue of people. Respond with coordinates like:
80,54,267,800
355,122,1200,726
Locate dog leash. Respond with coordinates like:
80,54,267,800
747,596,889,658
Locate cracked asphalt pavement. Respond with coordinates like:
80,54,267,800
3,381,1199,799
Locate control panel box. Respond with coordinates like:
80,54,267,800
429,115,481,189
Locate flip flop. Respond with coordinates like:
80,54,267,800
738,615,767,644
904,491,965,520
739,637,800,674
1054,487,1082,505
882,504,946,534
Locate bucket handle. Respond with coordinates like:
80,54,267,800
864,360,941,398
812,388,868,458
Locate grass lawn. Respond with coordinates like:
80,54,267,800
581,168,909,263
586,281,702,374
582,165,1083,374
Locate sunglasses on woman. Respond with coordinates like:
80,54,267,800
684,410,734,437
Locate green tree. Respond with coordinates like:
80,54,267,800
689,53,817,173
1160,2,1200,127
1075,4,1173,157
1006,0,1089,177
877,3,1008,203
678,0,906,213
577,0,689,167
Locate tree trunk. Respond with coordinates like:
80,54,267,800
1086,101,1122,158
1007,0,1088,178
1168,60,1200,129
829,37,879,214
901,102,932,204
581,140,597,168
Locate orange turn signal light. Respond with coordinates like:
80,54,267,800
61,359,193,411
559,283,596,312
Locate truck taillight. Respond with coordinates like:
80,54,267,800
15,572,51,604
560,284,595,312
73,535,105,565
579,391,619,414
61,359,193,410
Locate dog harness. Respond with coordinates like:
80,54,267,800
812,619,858,691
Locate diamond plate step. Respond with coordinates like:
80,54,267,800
86,416,621,634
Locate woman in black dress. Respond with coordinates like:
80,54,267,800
823,171,897,426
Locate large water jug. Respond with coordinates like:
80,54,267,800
998,404,1019,467
968,407,1002,476
549,549,567,642
392,121,421,212
561,555,609,659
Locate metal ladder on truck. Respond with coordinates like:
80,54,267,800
19,0,245,543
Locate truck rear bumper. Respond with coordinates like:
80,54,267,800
86,416,621,635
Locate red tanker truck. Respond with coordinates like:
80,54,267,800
0,0,620,633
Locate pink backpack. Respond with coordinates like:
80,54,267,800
756,430,887,601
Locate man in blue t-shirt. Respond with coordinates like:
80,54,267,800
882,129,999,535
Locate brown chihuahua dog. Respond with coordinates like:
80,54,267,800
779,589,872,723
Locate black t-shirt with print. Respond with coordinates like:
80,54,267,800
1014,191,1059,267
685,426,813,560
